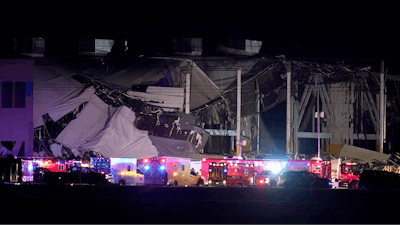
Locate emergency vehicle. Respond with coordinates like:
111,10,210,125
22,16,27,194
137,157,204,186
0,156,66,184
309,158,359,188
207,160,255,187
36,158,67,172
201,158,310,187
309,159,331,179
90,157,144,186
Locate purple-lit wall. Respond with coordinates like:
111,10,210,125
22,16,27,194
0,59,34,156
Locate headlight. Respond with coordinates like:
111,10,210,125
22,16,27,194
265,178,270,183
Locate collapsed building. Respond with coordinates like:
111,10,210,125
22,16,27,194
1,38,400,167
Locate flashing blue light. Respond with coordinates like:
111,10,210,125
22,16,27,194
209,169,212,172
224,169,227,173
144,165,150,170
160,165,165,170
28,163,33,173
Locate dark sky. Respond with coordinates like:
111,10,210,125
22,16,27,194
1,1,399,71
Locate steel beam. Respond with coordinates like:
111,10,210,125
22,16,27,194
297,132,379,140
380,60,385,153
364,92,378,133
286,61,291,155
364,78,380,127
350,82,355,145
297,85,312,128
205,129,237,136
318,76,336,122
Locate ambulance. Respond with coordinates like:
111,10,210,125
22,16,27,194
90,157,144,186
138,157,204,186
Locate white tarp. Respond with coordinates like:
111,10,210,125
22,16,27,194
50,143,63,157
81,57,222,110
126,86,184,112
329,144,390,162
32,58,90,128
33,77,88,127
148,135,196,157
55,93,115,149
79,106,159,159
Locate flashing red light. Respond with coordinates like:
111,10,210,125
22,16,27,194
161,159,166,163
316,161,320,163
259,178,264,184
101,172,105,174
202,158,206,161
144,159,149,163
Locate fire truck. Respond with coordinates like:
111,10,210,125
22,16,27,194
137,157,204,186
201,158,310,187
0,156,67,185
207,160,255,187
309,158,359,188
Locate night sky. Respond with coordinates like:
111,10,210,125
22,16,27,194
1,1,399,68
1,1,399,156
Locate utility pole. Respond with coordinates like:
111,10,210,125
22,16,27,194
257,81,260,153
286,61,291,155
185,61,191,114
316,75,320,158
380,60,385,153
237,68,242,157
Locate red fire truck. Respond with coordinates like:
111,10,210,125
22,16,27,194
309,159,331,179
309,158,359,188
207,161,255,187
0,156,67,184
202,158,311,187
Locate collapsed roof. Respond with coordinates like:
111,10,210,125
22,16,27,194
31,57,221,159
24,56,398,159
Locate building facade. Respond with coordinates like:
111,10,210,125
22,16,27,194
0,59,34,156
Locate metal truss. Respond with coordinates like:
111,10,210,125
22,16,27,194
290,62,387,158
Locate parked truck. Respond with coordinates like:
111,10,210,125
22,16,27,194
201,158,310,187
0,156,67,185
309,158,359,188
207,160,255,187
40,165,107,185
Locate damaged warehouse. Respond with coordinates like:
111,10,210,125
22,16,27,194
1,52,400,173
